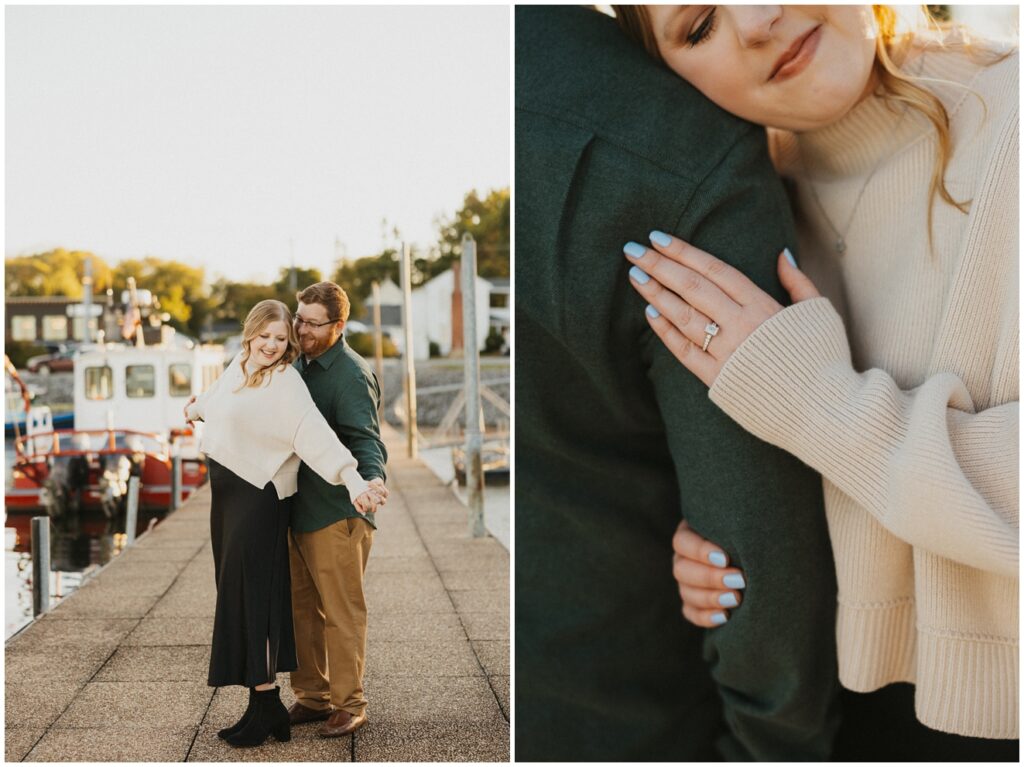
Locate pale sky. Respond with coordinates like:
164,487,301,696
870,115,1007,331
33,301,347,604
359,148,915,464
6,4,510,284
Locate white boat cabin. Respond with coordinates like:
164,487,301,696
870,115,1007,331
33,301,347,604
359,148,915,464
74,345,225,440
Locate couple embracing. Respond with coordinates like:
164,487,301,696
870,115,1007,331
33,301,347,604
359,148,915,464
184,281,388,748
517,5,1017,762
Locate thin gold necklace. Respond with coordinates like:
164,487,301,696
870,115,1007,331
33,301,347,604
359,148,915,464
802,103,911,255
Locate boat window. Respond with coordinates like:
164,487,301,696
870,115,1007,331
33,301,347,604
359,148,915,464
84,366,113,400
126,365,156,398
10,316,36,341
168,364,192,397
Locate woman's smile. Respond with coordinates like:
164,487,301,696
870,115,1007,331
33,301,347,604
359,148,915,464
769,23,822,82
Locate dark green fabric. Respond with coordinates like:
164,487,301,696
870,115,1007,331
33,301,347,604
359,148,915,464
516,6,840,762
290,336,387,533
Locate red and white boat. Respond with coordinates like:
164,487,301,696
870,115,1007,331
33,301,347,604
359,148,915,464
6,341,225,517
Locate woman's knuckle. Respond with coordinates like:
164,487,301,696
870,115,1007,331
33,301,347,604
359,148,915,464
683,272,702,294
706,258,727,278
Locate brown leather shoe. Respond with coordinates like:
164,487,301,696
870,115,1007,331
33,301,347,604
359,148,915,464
317,709,367,738
288,702,331,725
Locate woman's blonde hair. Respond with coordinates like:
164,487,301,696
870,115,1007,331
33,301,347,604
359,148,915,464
234,299,300,391
612,5,1012,244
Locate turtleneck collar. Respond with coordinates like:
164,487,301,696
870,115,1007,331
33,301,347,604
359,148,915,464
794,48,932,180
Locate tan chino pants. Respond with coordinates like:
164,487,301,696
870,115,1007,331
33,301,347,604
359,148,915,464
288,516,373,715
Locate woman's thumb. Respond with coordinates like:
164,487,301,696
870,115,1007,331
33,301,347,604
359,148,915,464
778,248,820,302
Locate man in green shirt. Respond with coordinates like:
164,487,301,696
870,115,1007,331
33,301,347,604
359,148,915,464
516,6,840,761
285,281,387,738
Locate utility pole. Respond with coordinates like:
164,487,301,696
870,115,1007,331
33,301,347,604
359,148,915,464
372,281,385,413
399,242,417,458
461,234,486,537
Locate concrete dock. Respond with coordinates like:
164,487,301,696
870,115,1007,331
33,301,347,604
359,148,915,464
4,427,510,762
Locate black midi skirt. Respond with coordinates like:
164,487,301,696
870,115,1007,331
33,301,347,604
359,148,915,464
206,458,298,687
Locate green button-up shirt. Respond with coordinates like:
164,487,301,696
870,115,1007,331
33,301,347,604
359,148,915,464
291,336,387,533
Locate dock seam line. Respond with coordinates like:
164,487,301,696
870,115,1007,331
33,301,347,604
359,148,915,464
390,458,509,725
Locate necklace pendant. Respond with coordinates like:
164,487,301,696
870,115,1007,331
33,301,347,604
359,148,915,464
836,238,846,254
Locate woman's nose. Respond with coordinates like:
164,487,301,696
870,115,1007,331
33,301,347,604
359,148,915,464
732,5,783,47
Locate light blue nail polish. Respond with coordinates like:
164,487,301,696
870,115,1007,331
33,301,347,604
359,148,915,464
624,241,646,259
719,592,739,608
629,266,650,285
784,247,797,268
708,551,727,568
723,573,746,590
650,230,672,247
645,304,660,319
711,612,728,626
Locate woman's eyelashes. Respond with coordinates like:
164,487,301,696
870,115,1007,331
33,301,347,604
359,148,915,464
686,7,718,48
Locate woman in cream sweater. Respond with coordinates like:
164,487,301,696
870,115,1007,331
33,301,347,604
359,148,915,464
184,299,383,748
613,4,1017,759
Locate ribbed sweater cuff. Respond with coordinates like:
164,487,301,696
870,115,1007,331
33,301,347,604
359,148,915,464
915,630,1019,739
835,600,917,692
709,297,852,458
341,466,370,502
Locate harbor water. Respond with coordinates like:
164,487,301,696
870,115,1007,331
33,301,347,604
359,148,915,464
4,438,171,639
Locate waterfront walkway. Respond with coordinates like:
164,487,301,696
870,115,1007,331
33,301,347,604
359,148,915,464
4,426,510,762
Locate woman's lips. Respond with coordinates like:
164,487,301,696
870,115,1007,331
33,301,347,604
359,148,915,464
770,25,822,82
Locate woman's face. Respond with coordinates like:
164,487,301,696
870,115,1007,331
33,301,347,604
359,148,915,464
646,5,878,131
250,320,289,367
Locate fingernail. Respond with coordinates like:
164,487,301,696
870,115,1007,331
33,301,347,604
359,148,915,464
784,247,797,268
624,241,646,259
629,266,650,285
645,304,660,319
723,573,746,590
711,612,728,625
708,551,727,568
650,230,672,247
718,592,739,608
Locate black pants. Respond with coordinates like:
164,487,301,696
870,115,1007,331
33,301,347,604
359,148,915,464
832,684,1019,762
206,458,297,687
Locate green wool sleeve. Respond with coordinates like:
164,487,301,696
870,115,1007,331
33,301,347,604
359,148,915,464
641,128,842,761
332,368,387,483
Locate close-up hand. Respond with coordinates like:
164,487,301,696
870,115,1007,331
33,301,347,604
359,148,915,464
368,477,389,506
673,519,748,628
624,231,820,387
183,394,198,423
353,490,377,515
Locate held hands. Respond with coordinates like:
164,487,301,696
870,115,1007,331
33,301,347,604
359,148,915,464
673,520,748,628
353,478,389,515
624,231,821,388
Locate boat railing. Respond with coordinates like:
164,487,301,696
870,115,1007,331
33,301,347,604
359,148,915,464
13,429,173,463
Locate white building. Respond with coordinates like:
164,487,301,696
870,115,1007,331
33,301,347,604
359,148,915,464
411,268,492,360
360,278,404,351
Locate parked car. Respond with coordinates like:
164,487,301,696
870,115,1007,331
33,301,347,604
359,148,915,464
26,347,76,374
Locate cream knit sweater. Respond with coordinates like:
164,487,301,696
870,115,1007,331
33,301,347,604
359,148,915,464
186,355,370,502
709,42,1018,738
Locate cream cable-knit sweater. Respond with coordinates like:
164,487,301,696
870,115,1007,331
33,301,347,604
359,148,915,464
709,42,1018,738
186,355,370,502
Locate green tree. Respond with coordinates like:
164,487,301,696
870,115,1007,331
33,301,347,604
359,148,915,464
5,248,114,297
430,187,510,281
113,257,206,333
273,266,322,304
207,278,270,331
332,250,402,320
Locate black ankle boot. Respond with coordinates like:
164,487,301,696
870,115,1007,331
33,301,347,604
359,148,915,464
225,686,290,747
218,687,257,740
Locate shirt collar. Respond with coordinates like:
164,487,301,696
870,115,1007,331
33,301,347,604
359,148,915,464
303,335,347,371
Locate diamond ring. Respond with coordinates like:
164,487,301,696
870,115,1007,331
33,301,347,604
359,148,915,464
701,322,720,352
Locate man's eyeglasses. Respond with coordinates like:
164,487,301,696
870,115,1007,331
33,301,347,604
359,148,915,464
293,316,340,329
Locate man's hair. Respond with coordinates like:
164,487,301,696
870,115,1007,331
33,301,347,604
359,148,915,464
296,281,351,323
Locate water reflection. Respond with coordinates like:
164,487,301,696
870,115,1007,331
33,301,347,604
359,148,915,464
5,504,169,639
